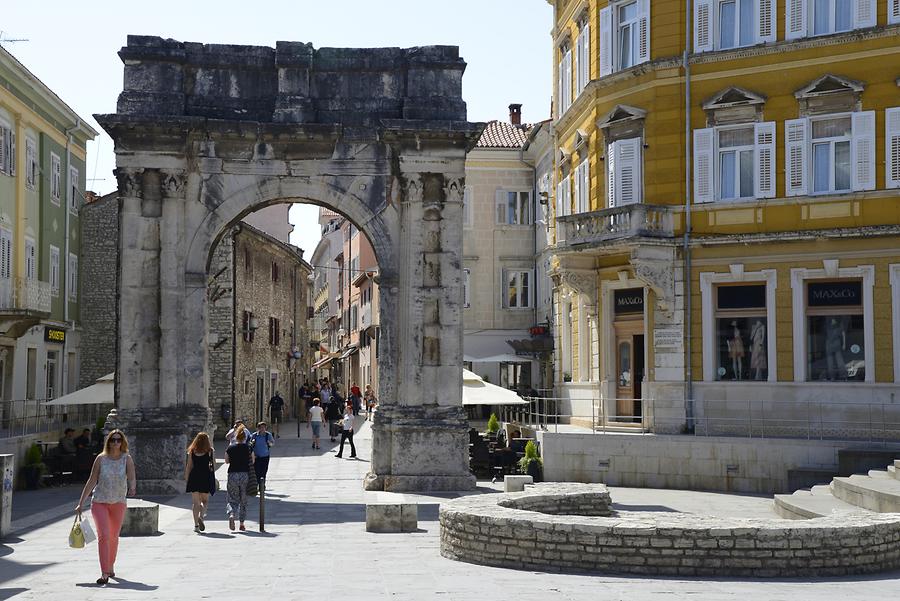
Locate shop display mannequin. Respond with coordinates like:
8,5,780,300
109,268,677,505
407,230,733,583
749,319,766,380
726,320,745,380
825,317,846,380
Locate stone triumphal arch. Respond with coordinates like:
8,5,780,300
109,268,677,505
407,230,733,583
97,37,481,493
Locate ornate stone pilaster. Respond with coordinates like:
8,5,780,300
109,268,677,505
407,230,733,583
631,247,677,310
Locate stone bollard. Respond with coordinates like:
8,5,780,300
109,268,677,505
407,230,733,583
120,499,159,536
366,503,418,533
0,454,12,538
504,474,534,493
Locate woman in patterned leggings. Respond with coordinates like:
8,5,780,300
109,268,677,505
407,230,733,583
225,425,253,531
75,429,136,585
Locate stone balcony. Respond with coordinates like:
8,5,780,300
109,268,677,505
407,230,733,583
0,277,52,338
556,204,675,249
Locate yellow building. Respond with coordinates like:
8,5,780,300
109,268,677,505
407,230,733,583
547,0,900,435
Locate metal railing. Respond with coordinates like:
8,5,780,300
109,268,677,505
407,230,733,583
0,399,107,440
557,204,674,247
0,277,52,313
502,395,900,445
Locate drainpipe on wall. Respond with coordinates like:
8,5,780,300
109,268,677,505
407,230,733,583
61,119,80,398
682,2,695,431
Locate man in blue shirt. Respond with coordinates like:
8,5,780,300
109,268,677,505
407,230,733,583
249,422,275,483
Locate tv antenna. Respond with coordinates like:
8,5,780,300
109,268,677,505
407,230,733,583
0,32,30,46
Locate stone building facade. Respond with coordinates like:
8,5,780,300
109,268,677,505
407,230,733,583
208,222,311,432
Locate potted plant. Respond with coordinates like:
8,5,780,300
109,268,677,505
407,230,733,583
486,413,500,438
563,372,572,382
21,443,46,489
518,440,543,483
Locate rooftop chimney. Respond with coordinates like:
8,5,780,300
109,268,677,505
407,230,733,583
509,103,523,126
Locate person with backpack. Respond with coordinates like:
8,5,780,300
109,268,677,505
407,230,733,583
324,395,343,442
249,422,274,484
268,392,285,438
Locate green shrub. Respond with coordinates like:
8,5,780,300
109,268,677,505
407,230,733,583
24,443,43,466
95,414,106,432
486,413,500,434
518,440,543,473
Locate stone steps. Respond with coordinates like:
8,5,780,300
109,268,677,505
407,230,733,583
774,488,871,519
831,473,900,512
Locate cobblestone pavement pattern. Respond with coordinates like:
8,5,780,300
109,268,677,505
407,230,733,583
2,418,899,600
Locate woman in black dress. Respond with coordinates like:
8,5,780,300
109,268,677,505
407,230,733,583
183,432,214,532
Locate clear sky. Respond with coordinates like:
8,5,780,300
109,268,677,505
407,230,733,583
2,0,552,255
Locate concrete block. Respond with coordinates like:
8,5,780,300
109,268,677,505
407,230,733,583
120,499,159,536
1,454,12,538
504,475,534,492
366,503,418,532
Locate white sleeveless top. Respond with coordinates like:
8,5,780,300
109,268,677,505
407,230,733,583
92,455,128,504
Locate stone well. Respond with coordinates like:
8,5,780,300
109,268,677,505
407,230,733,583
439,483,900,577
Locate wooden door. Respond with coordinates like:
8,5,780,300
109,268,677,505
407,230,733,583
613,320,643,420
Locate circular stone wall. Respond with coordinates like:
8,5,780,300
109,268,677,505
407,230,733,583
439,483,900,577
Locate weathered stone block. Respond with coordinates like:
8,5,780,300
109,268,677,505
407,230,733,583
120,499,159,536
504,475,534,493
366,503,418,533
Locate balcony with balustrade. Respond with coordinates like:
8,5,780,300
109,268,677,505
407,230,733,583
0,277,53,337
556,204,676,251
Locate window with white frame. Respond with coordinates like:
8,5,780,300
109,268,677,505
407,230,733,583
785,0,875,39
25,137,37,190
495,190,532,225
0,123,14,176
68,165,79,214
556,172,571,219
50,245,60,297
50,153,61,204
504,269,532,309
606,137,643,207
785,112,875,197
600,0,650,76
463,268,471,308
888,107,900,189
558,43,573,115
806,280,865,381
694,0,776,52
25,238,36,281
891,0,900,23
575,16,591,96
574,159,590,213
463,185,473,228
714,284,768,381
694,122,776,203
67,253,78,302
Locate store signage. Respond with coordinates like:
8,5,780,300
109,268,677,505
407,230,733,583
44,327,66,344
654,328,682,349
614,288,644,315
717,284,766,310
808,281,861,307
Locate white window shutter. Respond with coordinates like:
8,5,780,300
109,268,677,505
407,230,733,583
693,128,715,204
616,137,642,206
0,228,11,279
558,55,564,117
886,107,900,189
9,130,14,177
599,7,613,77
556,180,564,220
851,110,876,192
785,118,809,197
637,0,651,65
607,142,617,207
582,22,591,89
495,189,507,224
0,129,6,174
890,0,900,24
576,30,585,94
573,166,581,214
694,0,713,52
786,0,807,40
582,160,590,212
853,0,875,28
758,0,776,43
754,122,776,199
463,186,473,227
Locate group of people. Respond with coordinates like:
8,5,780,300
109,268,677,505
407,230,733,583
300,378,377,422
307,396,357,458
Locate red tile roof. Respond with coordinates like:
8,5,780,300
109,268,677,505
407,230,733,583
475,120,533,149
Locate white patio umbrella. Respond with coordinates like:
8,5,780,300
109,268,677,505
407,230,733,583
462,369,528,406
44,372,114,406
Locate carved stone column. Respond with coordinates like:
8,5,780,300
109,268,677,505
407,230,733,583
364,172,474,492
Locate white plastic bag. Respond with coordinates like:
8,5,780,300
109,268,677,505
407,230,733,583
81,516,97,544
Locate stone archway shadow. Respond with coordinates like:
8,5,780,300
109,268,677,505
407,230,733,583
97,36,483,493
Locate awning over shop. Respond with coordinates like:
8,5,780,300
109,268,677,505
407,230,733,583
462,369,528,406
340,344,359,360
506,337,554,356
44,373,115,406
311,353,339,370
464,331,532,364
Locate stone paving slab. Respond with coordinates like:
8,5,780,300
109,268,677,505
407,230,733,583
2,417,900,599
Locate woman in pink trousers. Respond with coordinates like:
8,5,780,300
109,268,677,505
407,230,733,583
75,429,136,585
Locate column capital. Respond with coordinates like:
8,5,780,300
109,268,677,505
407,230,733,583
160,169,187,199
114,168,145,199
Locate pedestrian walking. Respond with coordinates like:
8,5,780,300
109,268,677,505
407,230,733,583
184,432,214,532
268,392,285,438
350,382,362,416
249,422,274,484
364,385,377,420
335,401,357,459
308,398,324,449
75,429,136,585
225,420,244,447
325,395,342,442
225,425,252,531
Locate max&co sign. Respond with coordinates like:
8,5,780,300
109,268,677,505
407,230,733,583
807,281,862,307
614,288,644,315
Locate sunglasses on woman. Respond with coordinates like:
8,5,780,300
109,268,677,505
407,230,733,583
110,438,123,443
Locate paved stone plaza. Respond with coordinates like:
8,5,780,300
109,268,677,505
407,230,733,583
3,421,900,600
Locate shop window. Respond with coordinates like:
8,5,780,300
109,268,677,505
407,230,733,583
714,284,768,381
805,280,865,381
